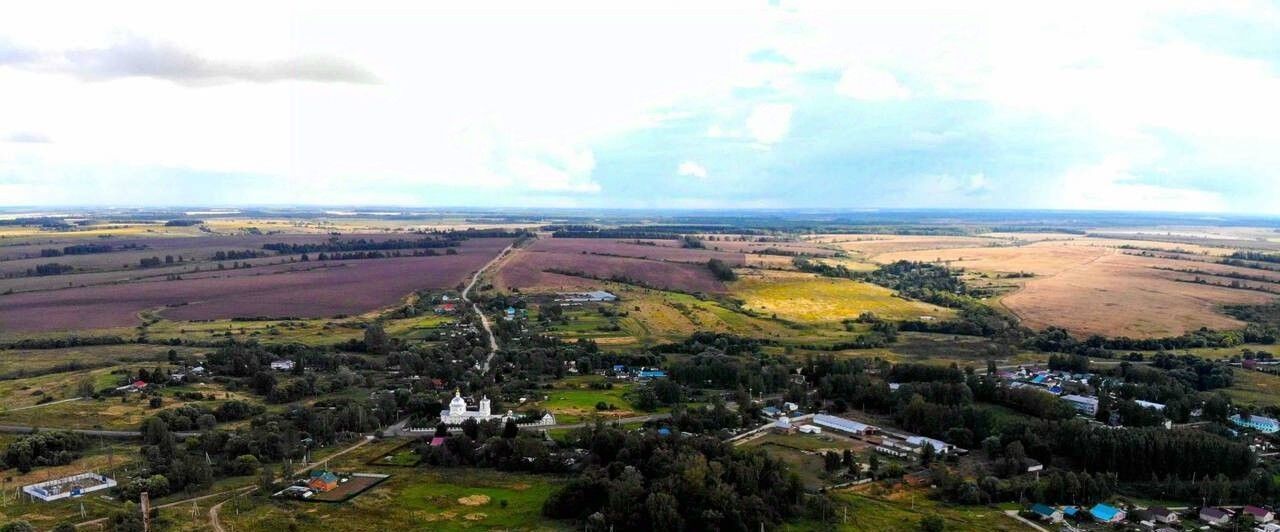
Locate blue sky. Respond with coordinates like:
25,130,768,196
1,1,1279,213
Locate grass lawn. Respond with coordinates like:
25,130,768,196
732,270,952,324
211,468,567,531
529,377,641,424
784,487,1028,532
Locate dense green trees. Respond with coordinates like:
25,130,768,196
1,431,90,473
543,426,804,531
706,258,736,281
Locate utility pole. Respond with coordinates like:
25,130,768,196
140,491,151,532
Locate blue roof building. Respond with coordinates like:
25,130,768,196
637,369,667,379
1089,503,1125,523
1230,414,1280,433
1031,504,1063,523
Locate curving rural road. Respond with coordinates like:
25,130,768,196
462,243,511,374
209,498,229,532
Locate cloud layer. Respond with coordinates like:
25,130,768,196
3,35,377,85
0,1,1277,213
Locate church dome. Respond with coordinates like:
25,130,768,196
450,391,467,410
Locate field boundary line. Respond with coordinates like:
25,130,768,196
5,396,83,412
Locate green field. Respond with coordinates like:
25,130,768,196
1225,369,1280,408
211,468,566,531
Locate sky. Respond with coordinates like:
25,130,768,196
1,1,1279,213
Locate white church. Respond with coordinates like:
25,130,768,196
439,390,556,426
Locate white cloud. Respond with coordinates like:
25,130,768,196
677,161,709,179
835,64,910,100
506,146,600,193
1054,157,1226,213
746,103,793,145
4,131,51,143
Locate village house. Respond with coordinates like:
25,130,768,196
1199,506,1231,526
116,380,147,393
1244,505,1275,523
270,359,296,371
307,470,339,492
772,416,794,433
1030,503,1063,523
1146,506,1179,524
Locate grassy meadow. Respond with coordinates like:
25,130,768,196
784,487,1025,532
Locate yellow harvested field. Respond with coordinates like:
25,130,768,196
731,270,952,323
875,241,1109,275
1000,252,1269,337
744,254,799,268
873,242,1273,338
1060,236,1234,256
977,232,1082,242
808,234,1008,257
